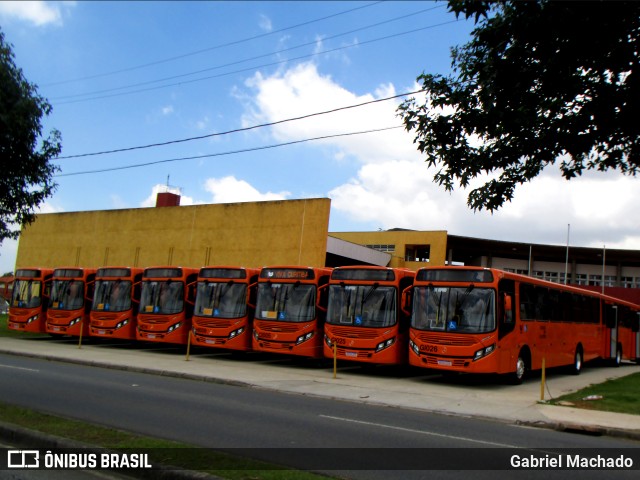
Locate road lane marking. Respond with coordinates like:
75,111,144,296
319,414,519,448
0,364,40,372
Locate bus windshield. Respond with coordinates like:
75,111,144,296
411,286,496,333
140,281,184,314
195,281,247,318
11,279,42,308
255,283,315,322
92,280,132,312
327,284,397,327
49,280,84,311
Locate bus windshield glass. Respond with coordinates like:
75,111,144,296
49,280,84,311
140,281,184,314
92,280,132,312
195,281,247,318
411,286,496,333
255,283,316,322
11,279,42,308
327,285,397,327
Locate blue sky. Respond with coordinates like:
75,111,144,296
1,1,639,274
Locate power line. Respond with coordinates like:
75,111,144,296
52,19,457,106
42,1,385,88
54,126,404,178
51,4,445,102
55,89,424,160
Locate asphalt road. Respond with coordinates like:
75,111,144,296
0,352,639,480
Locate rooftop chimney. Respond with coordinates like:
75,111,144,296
156,192,181,207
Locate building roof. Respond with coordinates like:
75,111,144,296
447,234,640,268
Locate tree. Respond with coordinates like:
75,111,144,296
398,1,640,211
0,29,61,242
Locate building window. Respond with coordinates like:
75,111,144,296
365,244,395,253
588,274,601,286
575,274,588,286
405,245,430,262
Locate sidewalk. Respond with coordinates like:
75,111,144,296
1,335,639,441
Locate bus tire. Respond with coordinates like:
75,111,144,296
571,347,583,375
509,350,529,385
612,345,622,367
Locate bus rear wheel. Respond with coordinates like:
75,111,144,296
612,345,622,367
571,347,583,375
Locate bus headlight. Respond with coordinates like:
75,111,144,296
296,331,314,344
324,334,332,348
229,327,245,339
167,322,182,333
473,343,496,361
376,337,395,352
27,315,39,324
115,319,129,329
409,340,420,355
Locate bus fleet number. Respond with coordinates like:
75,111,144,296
420,344,438,353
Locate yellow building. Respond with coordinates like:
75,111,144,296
329,229,448,270
16,197,332,269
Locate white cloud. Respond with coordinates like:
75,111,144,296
0,1,73,26
243,62,416,164
203,176,290,203
240,61,640,250
258,14,272,32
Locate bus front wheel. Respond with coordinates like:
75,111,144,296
509,351,528,385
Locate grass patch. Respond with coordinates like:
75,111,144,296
548,372,640,415
0,400,332,480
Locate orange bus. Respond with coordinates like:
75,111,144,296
408,266,640,384
46,267,96,336
7,268,53,333
136,266,198,345
90,267,143,339
0,275,13,303
323,266,415,365
252,266,332,359
191,266,259,351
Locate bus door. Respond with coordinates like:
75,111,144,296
603,302,621,363
496,279,517,374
